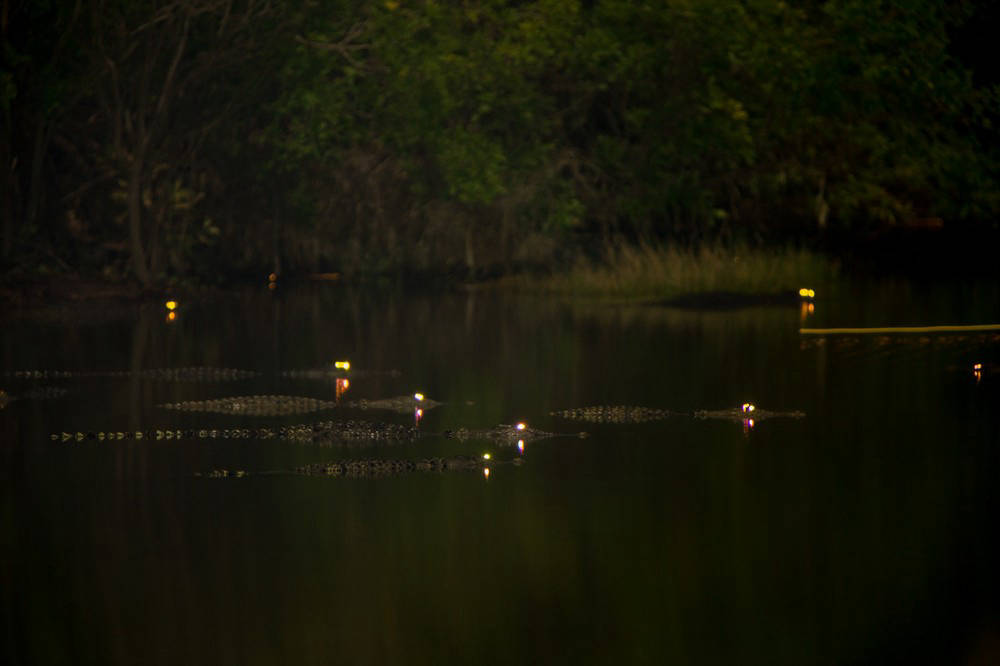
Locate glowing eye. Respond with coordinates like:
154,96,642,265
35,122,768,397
334,361,350,370
165,300,177,311
482,453,491,460
516,422,526,431
414,393,424,402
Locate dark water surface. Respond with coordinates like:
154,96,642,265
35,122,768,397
2,281,999,665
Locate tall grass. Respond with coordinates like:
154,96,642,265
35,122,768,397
530,243,838,301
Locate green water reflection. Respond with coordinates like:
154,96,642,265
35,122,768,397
2,281,999,665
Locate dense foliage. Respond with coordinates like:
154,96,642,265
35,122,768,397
2,0,997,284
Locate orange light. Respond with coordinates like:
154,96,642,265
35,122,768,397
483,467,490,479
268,273,278,282
166,311,177,322
517,439,524,454
973,363,982,371
267,282,276,291
414,407,423,424
336,377,350,400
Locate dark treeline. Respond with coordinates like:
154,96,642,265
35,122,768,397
2,0,998,285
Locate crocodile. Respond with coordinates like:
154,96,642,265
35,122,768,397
197,454,522,480
0,385,72,407
551,403,805,425
49,419,576,447
444,422,588,446
157,392,445,417
280,367,402,380
550,405,675,423
344,394,444,414
159,394,338,416
4,367,259,381
693,404,806,423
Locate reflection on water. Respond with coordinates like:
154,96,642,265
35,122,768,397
2,280,999,665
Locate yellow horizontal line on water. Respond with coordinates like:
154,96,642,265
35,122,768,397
800,324,1000,335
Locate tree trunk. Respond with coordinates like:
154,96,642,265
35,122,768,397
127,157,151,286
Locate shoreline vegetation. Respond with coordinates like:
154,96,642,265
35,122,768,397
519,244,837,303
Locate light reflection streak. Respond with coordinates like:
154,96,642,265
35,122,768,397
517,439,524,454
335,378,350,400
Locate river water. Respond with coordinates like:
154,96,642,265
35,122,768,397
2,280,998,665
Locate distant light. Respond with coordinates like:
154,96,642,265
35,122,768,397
747,418,755,429
268,273,278,283
516,422,526,431
165,300,177,311
483,467,490,479
334,360,350,370
517,439,524,453
741,403,755,413
973,363,982,371
166,311,177,322
482,453,491,460
414,393,424,402
798,288,816,299
414,407,423,424
808,303,815,313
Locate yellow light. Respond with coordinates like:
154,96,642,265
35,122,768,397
517,439,524,453
973,363,982,371
741,403,755,413
165,300,177,311
483,453,491,460
334,360,350,370
799,288,809,297
516,422,526,431
414,393,424,402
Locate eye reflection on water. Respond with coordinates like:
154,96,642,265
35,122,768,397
1,281,999,665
